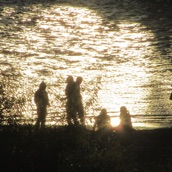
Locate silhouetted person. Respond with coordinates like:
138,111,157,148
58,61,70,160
34,81,49,129
73,76,85,125
119,106,132,132
65,75,78,125
94,109,111,131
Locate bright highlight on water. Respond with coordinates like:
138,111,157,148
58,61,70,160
0,0,172,129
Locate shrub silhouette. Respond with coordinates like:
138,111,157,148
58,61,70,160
0,81,26,125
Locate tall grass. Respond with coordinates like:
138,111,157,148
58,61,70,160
0,124,134,172
0,76,26,125
1,124,172,172
0,74,103,127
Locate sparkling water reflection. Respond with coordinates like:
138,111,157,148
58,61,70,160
0,0,172,129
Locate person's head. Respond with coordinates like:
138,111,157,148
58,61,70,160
120,106,128,113
39,81,46,90
76,76,83,85
66,75,74,83
100,108,107,116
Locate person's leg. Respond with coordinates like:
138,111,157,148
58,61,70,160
35,118,40,127
78,103,85,125
72,114,79,125
69,105,78,125
35,108,41,128
40,108,46,128
67,115,72,125
66,100,73,125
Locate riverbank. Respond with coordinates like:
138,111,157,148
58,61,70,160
0,125,172,172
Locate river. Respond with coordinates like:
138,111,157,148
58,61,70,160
0,0,172,129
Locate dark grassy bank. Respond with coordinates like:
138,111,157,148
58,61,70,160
0,125,172,172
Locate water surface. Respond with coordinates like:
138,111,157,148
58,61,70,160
0,0,172,129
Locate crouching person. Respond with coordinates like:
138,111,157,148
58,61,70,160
94,109,112,132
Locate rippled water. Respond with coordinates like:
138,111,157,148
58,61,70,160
0,0,172,129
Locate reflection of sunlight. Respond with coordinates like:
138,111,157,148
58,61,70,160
98,63,150,116
132,121,161,129
110,117,120,127
131,119,161,129
24,69,35,77
111,117,151,129
0,3,164,130
133,122,146,128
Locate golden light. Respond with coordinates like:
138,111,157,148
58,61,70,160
110,117,120,127
1,3,169,129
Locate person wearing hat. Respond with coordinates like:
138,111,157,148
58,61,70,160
34,81,50,128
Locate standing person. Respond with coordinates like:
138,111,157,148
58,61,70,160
119,106,132,131
65,75,78,125
94,109,111,131
34,81,49,129
74,76,85,125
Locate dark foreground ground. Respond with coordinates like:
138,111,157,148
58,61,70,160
0,125,172,172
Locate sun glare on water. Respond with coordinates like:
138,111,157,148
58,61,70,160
110,117,120,127
1,3,168,129
33,5,154,128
